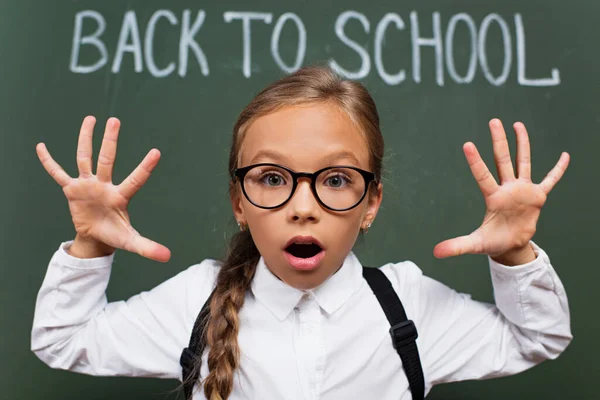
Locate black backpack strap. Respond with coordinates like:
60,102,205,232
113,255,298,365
363,266,425,400
180,291,214,400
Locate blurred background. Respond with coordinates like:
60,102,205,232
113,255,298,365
1,0,596,399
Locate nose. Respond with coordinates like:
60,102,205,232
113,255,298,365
287,178,320,223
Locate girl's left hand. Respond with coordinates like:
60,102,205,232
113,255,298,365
433,119,570,265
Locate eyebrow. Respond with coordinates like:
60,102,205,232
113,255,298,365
249,150,287,165
248,149,363,168
322,150,362,166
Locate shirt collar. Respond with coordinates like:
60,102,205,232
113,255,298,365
250,252,364,321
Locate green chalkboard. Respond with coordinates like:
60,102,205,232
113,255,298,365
1,0,596,399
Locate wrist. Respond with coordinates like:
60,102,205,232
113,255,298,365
68,235,115,259
491,242,536,266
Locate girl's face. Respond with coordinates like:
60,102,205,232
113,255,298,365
232,102,383,290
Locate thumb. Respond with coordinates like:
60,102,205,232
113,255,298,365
433,233,482,259
124,233,171,263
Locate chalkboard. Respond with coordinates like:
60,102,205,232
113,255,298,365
1,0,596,399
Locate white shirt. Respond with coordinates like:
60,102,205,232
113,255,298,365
31,240,572,399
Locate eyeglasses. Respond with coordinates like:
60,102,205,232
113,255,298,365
233,163,376,211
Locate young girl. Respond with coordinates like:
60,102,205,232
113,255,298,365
32,67,572,400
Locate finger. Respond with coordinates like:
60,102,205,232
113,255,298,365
513,122,532,180
122,233,171,263
539,152,570,194
76,116,96,177
463,142,498,197
489,118,515,183
36,143,72,187
97,118,121,182
117,149,161,199
433,233,482,259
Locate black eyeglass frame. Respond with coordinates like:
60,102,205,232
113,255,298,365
233,163,377,211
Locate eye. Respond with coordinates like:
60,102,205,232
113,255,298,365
324,173,351,188
260,172,287,187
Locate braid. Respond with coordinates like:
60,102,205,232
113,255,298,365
202,230,259,399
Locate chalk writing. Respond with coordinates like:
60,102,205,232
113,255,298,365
69,9,561,86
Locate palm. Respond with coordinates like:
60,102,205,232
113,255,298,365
434,119,569,260
64,178,132,248
36,116,171,262
475,180,545,257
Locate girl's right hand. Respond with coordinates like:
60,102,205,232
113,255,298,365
36,116,171,262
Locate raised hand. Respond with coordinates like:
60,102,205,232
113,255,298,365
433,119,570,265
36,116,171,262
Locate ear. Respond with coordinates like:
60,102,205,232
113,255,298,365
230,182,246,225
362,182,383,229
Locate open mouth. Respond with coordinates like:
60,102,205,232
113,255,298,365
285,242,323,258
283,237,325,270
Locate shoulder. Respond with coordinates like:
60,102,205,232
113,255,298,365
145,258,222,298
176,258,222,301
373,260,457,323
180,258,222,284
373,259,473,329
376,259,461,299
147,258,222,326
377,259,426,298
365,260,425,319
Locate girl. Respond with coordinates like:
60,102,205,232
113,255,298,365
32,67,572,400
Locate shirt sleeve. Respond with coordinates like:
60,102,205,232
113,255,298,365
30,240,219,379
381,241,572,390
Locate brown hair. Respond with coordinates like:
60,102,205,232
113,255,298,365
197,66,385,400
